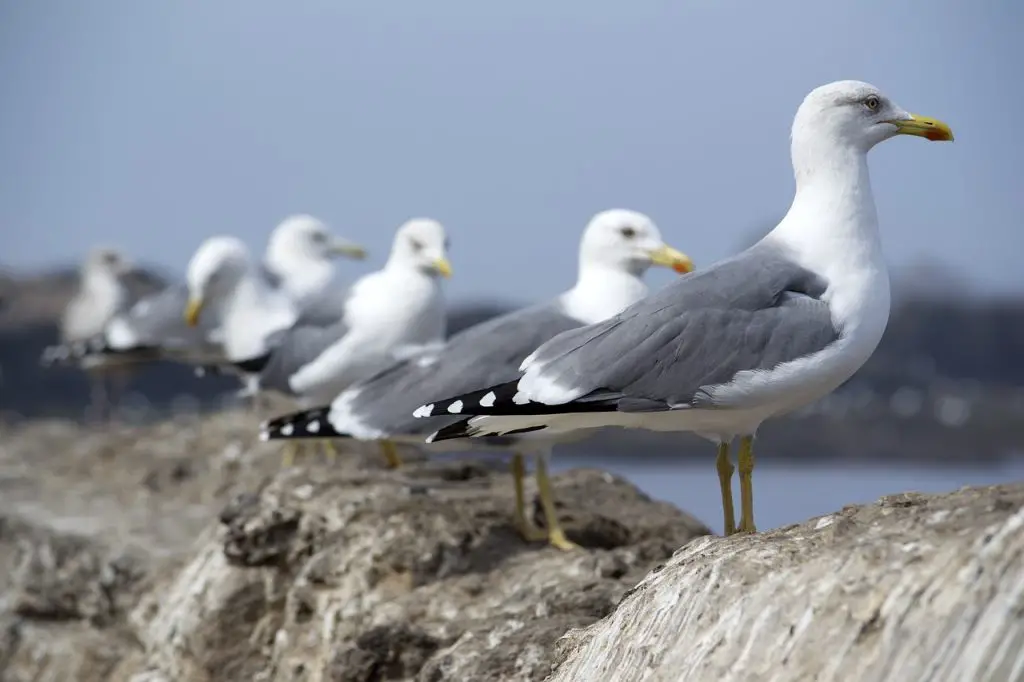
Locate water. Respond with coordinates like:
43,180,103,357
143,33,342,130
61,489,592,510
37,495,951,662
552,456,1024,535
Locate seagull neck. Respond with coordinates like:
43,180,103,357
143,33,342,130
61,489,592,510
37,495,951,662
82,269,125,306
562,265,648,324
382,257,432,283
221,269,297,359
266,254,333,305
772,143,884,277
83,267,117,291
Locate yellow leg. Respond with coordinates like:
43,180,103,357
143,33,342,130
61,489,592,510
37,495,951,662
379,440,402,469
737,435,757,534
281,442,299,468
282,441,314,468
716,442,738,536
511,453,546,542
535,455,580,551
319,440,338,463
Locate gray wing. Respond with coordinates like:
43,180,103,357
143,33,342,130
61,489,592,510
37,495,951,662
333,300,586,436
291,286,352,328
113,284,222,351
117,267,169,310
256,316,351,395
513,240,839,411
42,281,227,368
257,262,284,290
424,240,841,418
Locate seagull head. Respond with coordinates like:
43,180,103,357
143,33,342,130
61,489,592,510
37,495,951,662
83,247,133,278
268,214,367,265
579,209,694,276
793,80,954,155
389,218,453,279
184,236,250,327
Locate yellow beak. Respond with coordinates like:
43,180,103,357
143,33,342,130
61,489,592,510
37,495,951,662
887,114,954,142
329,240,368,260
649,244,695,274
184,297,204,327
433,257,453,278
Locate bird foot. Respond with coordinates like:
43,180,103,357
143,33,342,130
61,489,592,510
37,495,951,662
515,522,549,543
546,528,582,552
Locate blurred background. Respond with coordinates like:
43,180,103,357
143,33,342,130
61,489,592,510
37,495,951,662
2,0,1022,534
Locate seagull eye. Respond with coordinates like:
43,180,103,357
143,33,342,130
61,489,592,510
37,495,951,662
863,95,881,112
620,227,637,239
409,238,424,252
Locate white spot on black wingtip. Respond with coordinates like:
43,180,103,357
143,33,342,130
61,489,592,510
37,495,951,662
280,423,295,437
413,404,434,418
512,391,530,405
447,400,463,414
258,429,270,442
307,419,320,434
479,391,496,407
425,431,439,444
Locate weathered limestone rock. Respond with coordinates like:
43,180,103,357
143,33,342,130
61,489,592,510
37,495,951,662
548,483,1024,682
2,416,1022,681
0,415,708,682
125,463,706,682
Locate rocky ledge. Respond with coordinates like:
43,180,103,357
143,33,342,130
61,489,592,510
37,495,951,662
0,413,1021,682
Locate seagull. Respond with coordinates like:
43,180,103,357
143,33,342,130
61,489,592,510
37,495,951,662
414,80,954,537
248,218,452,465
259,209,693,548
55,247,139,419
41,215,366,379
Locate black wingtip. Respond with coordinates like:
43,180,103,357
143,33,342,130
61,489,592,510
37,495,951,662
427,418,550,444
231,353,273,374
426,418,477,443
413,380,522,419
260,406,349,441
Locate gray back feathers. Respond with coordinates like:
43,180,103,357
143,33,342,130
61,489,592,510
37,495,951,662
523,240,840,410
339,301,586,435
255,315,351,395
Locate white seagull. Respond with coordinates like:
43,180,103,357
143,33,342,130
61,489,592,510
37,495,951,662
41,215,366,377
248,218,452,464
258,209,693,548
415,80,954,537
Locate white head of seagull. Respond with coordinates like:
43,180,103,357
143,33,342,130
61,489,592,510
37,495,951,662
565,209,694,324
578,209,693,276
185,237,250,310
82,247,132,279
386,218,453,279
264,214,368,306
792,80,952,164
184,236,297,361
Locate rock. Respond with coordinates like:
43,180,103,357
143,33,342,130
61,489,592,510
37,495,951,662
0,415,709,682
2,415,1021,681
548,482,1024,682
129,465,706,682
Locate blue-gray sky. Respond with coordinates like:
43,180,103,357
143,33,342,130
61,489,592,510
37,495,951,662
2,0,1021,302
